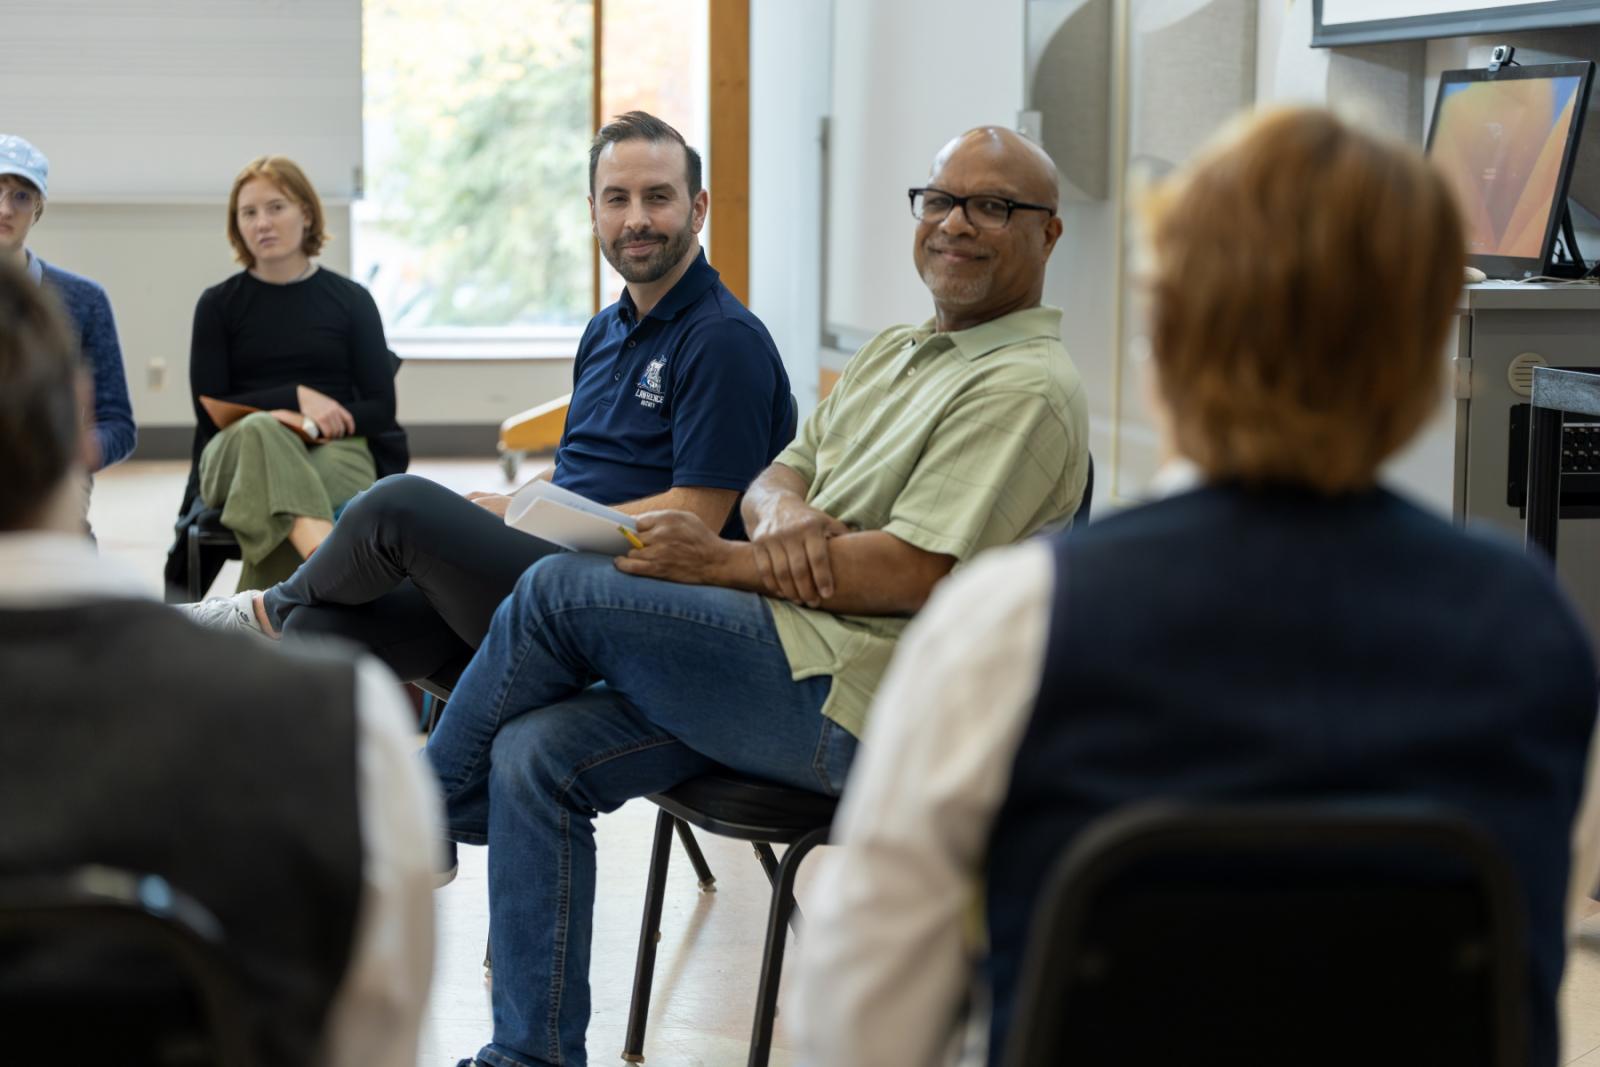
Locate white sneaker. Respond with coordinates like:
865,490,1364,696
177,590,267,637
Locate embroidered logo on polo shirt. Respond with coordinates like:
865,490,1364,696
635,356,667,409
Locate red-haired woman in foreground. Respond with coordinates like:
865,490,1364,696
794,107,1600,1067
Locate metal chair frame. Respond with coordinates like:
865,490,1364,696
186,510,244,601
622,779,835,1067
413,678,722,980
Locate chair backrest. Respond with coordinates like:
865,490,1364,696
0,866,256,1067
364,347,411,480
1034,452,1094,539
1003,803,1526,1067
781,391,799,453
1072,452,1093,527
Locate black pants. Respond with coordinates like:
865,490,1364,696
260,474,561,682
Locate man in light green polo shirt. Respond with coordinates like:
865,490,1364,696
425,126,1088,1067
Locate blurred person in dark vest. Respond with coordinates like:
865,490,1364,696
0,259,442,1065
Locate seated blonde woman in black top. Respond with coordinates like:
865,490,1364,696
176,156,403,592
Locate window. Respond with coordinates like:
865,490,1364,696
359,0,710,352
596,0,710,306
358,0,595,344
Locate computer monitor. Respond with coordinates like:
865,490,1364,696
1426,61,1595,280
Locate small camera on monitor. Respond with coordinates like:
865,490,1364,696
1489,45,1516,72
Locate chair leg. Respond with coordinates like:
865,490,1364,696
752,842,804,934
423,693,445,736
186,527,203,601
747,827,828,1067
623,809,676,1063
674,819,717,891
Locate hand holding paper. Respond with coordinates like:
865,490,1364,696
613,510,736,586
504,480,638,555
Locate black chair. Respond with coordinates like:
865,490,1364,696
623,771,836,1067
184,506,247,602
1075,452,1094,527
411,651,472,734
0,865,255,1067
1003,803,1526,1067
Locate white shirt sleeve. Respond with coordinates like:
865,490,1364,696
791,541,1055,1067
1570,708,1600,928
317,656,444,1067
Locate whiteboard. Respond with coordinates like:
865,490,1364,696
824,0,1025,342
1,0,362,202
1324,0,1554,23
1314,0,1600,46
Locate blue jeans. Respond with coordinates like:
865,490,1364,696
425,552,857,1067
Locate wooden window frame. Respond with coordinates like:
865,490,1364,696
592,0,749,311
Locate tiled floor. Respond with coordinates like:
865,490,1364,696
87,459,1600,1066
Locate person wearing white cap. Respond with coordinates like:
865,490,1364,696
0,134,137,508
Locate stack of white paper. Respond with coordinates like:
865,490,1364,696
504,481,638,556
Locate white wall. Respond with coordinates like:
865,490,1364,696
747,0,1123,487
28,204,270,428
8,0,363,201
748,0,832,411
747,0,1493,514
823,0,1027,343
747,0,1126,506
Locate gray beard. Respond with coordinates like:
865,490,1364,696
919,262,994,307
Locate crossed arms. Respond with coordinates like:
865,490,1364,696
614,462,956,616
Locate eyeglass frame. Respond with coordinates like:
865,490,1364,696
0,185,40,213
907,186,1056,229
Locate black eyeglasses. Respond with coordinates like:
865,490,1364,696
908,187,1055,230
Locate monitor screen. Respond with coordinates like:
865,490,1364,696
1427,63,1594,277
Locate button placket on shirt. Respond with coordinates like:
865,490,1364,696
616,333,642,381
900,333,941,381
898,335,921,381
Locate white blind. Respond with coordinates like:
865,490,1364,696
2,0,362,202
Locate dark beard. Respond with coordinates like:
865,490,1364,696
602,221,695,283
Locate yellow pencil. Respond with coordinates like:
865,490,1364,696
618,526,645,550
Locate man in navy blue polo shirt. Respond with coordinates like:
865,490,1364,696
181,111,795,686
